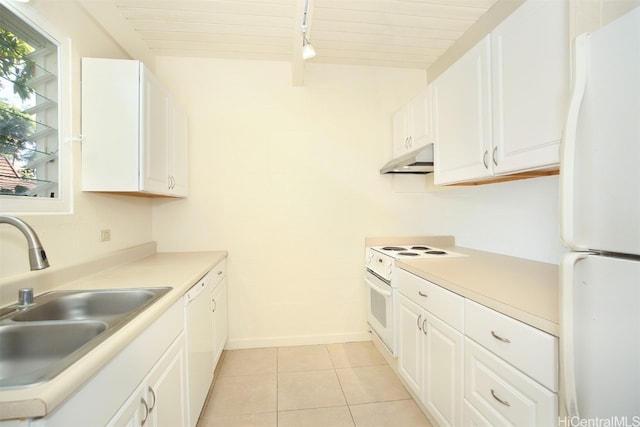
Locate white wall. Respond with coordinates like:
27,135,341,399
0,2,152,279
151,58,563,349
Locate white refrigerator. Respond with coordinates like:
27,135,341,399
560,6,640,421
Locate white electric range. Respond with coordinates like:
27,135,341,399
364,245,467,356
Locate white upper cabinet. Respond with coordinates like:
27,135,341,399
433,0,568,185
392,87,431,158
82,58,188,197
491,0,568,175
432,36,493,184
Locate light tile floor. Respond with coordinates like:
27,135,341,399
197,342,433,427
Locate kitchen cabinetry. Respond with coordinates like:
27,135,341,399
107,333,188,427
392,87,431,158
396,269,558,427
211,274,228,364
397,269,464,427
81,58,188,197
433,0,568,185
431,36,492,184
33,300,187,427
463,300,557,426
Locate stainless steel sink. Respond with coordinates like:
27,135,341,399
0,321,107,388
11,289,165,322
0,287,171,389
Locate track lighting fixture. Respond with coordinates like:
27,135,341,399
302,34,316,60
301,0,315,60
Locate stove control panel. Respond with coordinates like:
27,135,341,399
365,248,394,281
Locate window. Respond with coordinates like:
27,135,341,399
0,0,71,213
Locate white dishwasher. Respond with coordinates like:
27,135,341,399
184,272,214,427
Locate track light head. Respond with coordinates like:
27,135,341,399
302,36,316,60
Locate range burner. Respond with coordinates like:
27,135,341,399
381,246,407,251
369,245,468,260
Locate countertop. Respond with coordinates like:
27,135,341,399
0,247,227,420
397,247,559,337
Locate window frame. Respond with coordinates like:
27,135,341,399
0,0,73,214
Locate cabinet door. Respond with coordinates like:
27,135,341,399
106,384,147,427
491,0,568,174
141,65,171,195
392,106,409,158
463,399,493,427
392,88,431,158
408,87,430,152
423,314,464,427
433,36,492,185
169,103,188,197
397,294,423,397
211,277,228,366
146,334,188,427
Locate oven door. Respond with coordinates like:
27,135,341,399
365,270,395,356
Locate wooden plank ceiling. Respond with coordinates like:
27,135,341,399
81,0,498,70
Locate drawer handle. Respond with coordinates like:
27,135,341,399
491,389,511,407
491,331,511,343
418,291,428,298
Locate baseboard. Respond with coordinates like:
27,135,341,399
225,331,372,350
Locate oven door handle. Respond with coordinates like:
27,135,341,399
365,276,392,297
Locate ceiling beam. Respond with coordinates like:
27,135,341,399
291,0,314,87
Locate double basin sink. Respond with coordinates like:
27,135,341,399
0,287,171,389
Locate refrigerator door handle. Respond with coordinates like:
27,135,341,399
560,251,591,419
560,34,590,250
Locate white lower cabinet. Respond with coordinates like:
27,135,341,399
397,269,558,427
211,275,228,365
397,273,464,427
32,300,186,427
464,339,557,426
108,333,188,427
463,399,493,427
463,299,558,426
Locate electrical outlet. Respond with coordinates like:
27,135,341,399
100,229,111,242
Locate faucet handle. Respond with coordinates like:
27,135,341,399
18,288,34,306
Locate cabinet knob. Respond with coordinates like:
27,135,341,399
483,150,489,169
492,146,498,166
417,314,423,331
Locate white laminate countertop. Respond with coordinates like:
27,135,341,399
0,248,227,421
397,247,559,337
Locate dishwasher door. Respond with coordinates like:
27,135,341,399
184,276,214,426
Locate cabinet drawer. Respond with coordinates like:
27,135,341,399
463,399,492,427
209,259,227,287
465,339,557,427
397,269,464,331
464,299,558,391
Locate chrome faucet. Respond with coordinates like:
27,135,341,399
0,216,50,270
